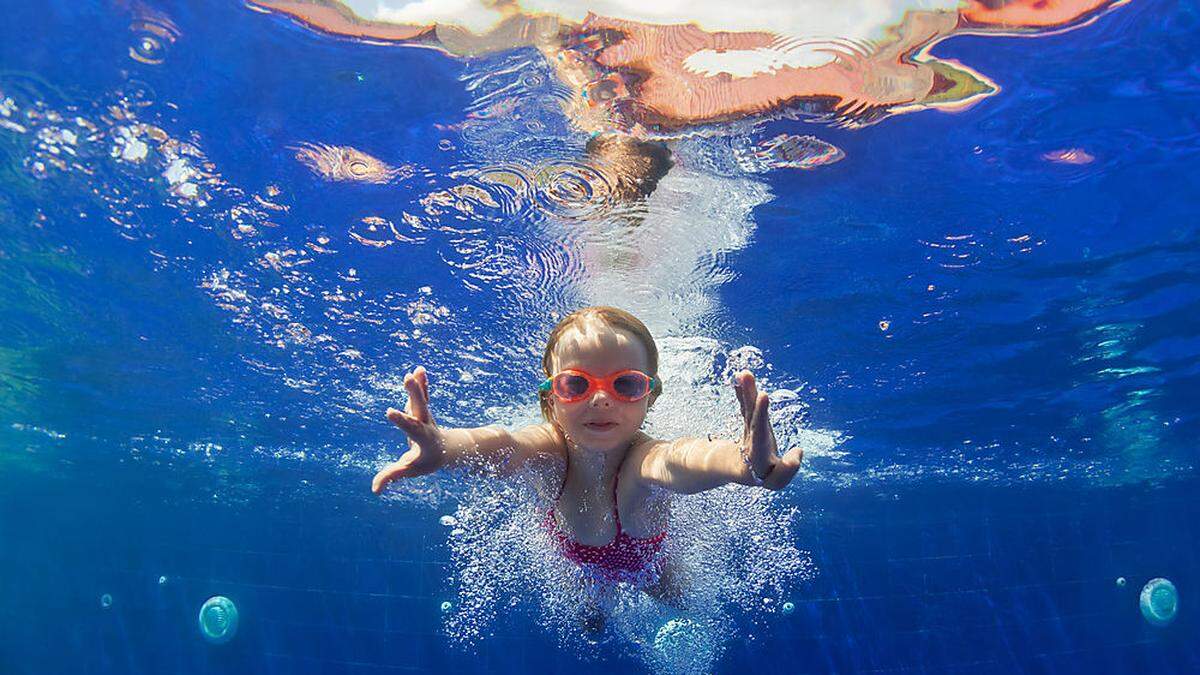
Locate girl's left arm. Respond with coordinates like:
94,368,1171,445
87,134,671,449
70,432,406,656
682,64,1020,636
635,371,805,494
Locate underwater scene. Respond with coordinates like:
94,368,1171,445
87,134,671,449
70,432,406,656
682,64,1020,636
1,0,1197,673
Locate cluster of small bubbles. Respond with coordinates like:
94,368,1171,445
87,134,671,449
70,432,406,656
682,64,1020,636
1139,578,1178,627
725,345,766,375
653,617,697,650
198,596,239,644
643,613,729,675
100,593,113,609
669,486,817,622
442,473,552,646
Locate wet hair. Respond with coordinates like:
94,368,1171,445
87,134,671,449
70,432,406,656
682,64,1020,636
585,134,674,201
538,306,663,421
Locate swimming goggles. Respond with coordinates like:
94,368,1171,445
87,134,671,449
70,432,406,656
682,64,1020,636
538,369,658,403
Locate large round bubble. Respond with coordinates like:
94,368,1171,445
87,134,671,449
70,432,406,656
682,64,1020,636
198,595,240,644
1139,578,1178,627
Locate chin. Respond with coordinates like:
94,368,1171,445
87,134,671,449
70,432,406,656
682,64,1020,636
573,426,631,449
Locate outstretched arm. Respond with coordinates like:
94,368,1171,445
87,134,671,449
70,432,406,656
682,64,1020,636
636,371,804,494
371,367,561,494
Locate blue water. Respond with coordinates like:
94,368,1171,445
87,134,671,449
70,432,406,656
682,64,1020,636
1,0,1198,673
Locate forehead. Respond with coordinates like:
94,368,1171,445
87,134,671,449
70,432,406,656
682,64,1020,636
551,322,650,373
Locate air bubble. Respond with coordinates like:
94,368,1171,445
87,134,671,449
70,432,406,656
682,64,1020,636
1116,577,1126,587
158,575,168,586
781,601,795,615
440,515,458,527
198,596,240,644
100,593,113,609
440,601,453,613
1139,578,1178,627
128,16,179,66
653,617,697,651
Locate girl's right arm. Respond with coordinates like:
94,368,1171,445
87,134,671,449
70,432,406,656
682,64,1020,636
371,366,562,494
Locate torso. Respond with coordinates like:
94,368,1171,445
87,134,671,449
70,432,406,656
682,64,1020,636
542,430,668,545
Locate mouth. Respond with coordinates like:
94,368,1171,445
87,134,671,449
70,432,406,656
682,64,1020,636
583,421,619,431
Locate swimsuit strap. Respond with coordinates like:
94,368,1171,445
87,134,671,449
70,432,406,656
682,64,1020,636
612,453,626,532
553,448,568,502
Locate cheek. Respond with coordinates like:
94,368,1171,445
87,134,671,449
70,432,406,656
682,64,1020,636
552,401,583,425
622,401,649,423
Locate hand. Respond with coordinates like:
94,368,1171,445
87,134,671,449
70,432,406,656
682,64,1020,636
734,370,804,491
372,366,445,494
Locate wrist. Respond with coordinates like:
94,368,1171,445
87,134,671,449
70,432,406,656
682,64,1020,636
740,446,775,486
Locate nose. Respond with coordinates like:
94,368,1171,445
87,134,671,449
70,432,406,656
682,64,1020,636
588,389,613,407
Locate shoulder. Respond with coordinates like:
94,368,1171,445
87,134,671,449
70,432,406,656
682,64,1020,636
511,422,567,460
623,432,672,489
505,422,566,479
500,423,566,500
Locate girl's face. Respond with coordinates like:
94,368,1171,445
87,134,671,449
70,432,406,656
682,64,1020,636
548,322,653,452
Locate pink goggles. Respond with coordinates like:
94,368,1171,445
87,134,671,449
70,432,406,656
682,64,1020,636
538,369,658,403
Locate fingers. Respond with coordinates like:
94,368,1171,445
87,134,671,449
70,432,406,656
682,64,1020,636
387,406,433,445
386,406,418,431
371,460,408,494
741,371,758,420
734,376,746,420
749,391,774,465
751,391,770,445
763,447,804,491
414,366,430,399
404,367,431,423
734,370,758,423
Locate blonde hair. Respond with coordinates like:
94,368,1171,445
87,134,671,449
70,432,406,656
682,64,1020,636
538,306,662,421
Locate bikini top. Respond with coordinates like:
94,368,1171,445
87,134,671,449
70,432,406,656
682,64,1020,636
543,451,667,580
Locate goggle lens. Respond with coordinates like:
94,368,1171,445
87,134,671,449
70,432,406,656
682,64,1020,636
555,373,591,399
612,373,650,399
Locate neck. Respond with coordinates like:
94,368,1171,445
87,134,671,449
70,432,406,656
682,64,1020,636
564,438,628,489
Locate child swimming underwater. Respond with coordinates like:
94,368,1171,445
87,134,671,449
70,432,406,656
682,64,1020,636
371,306,805,618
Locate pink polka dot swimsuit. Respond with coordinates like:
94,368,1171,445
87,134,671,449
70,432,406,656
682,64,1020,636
543,452,667,584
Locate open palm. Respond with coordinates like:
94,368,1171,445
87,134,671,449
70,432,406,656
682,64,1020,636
371,367,445,494
734,370,805,490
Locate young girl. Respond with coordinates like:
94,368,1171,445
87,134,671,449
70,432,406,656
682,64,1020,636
371,306,804,614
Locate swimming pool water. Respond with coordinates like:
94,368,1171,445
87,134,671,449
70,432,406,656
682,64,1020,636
1,0,1197,673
